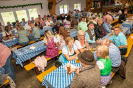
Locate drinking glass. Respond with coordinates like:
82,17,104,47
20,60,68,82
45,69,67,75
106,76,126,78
66,63,71,75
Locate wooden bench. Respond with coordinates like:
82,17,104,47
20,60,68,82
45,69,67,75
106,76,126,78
123,34,133,57
111,19,118,25
0,79,9,87
17,37,44,49
105,73,115,87
37,66,57,82
24,50,62,72
114,23,121,27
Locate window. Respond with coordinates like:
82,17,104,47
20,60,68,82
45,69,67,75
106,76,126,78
1,11,16,25
74,3,81,11
16,10,28,22
59,5,68,14
28,8,38,19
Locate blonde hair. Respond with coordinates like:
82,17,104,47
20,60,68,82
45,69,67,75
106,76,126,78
96,45,109,59
17,24,25,30
44,30,53,45
77,30,85,38
106,17,111,22
97,18,103,22
65,37,74,45
35,18,39,22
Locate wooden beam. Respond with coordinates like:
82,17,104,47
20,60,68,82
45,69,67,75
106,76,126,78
86,0,94,10
121,0,128,9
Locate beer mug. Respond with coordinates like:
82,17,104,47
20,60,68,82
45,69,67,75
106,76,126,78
66,63,71,75
76,56,80,63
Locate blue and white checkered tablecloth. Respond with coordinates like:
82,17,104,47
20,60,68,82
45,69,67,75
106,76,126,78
2,38,19,47
42,60,82,88
42,52,97,88
40,27,52,36
13,40,47,67
70,29,78,38
122,21,133,34
0,67,5,74
103,27,129,40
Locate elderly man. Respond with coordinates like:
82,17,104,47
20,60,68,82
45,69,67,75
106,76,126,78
85,22,98,44
78,17,88,31
103,17,112,34
101,38,121,72
25,20,31,31
0,22,4,32
30,23,40,41
94,18,105,39
21,18,27,26
70,50,101,88
110,27,128,55
7,22,12,30
52,21,63,34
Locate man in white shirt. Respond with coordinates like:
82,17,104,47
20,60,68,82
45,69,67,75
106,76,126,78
24,20,31,31
46,17,53,28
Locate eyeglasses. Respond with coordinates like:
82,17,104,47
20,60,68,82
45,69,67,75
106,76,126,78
80,35,85,37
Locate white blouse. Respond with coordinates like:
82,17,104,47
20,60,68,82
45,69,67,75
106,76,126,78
62,44,77,55
74,40,86,49
46,20,53,28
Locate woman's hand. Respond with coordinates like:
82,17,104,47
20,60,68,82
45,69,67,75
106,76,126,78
69,68,77,73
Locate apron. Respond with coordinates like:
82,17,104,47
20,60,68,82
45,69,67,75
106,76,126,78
45,37,58,58
59,45,75,64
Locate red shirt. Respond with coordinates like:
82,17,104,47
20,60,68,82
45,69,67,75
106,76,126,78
0,43,11,68
100,26,105,36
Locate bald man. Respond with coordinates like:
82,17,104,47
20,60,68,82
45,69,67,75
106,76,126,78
101,38,121,72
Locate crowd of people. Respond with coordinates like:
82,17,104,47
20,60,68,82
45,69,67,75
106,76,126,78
0,7,131,88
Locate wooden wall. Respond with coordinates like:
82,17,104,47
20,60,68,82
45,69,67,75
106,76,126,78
86,0,94,10
47,0,56,15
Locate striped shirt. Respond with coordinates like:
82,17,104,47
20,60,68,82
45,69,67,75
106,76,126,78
0,43,11,68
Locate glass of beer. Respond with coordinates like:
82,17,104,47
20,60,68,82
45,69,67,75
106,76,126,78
11,26,13,29
66,63,71,75
76,56,80,63
88,45,92,51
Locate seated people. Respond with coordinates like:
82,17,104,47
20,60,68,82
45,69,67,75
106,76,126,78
57,26,70,50
75,30,89,52
0,22,4,32
85,22,98,44
40,18,46,27
53,14,57,24
63,15,71,29
15,20,20,26
16,24,29,45
31,17,35,23
60,13,65,21
7,22,12,30
103,17,112,34
103,12,113,22
59,37,79,64
38,15,41,22
74,10,80,21
92,17,97,24
46,16,54,28
78,17,88,32
96,45,112,86
43,15,47,21
0,43,15,82
101,38,121,73
52,22,63,34
94,18,105,39
70,50,101,88
35,18,40,29
43,30,58,58
2,26,13,40
110,27,127,55
70,14,77,27
21,18,27,26
30,23,40,41
24,20,31,31
118,9,127,23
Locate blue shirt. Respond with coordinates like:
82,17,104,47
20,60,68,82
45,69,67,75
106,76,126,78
110,32,127,49
85,29,95,43
103,22,111,33
21,21,27,26
109,43,121,67
74,13,80,19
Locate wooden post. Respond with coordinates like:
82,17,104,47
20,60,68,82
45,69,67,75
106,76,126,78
121,0,128,9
